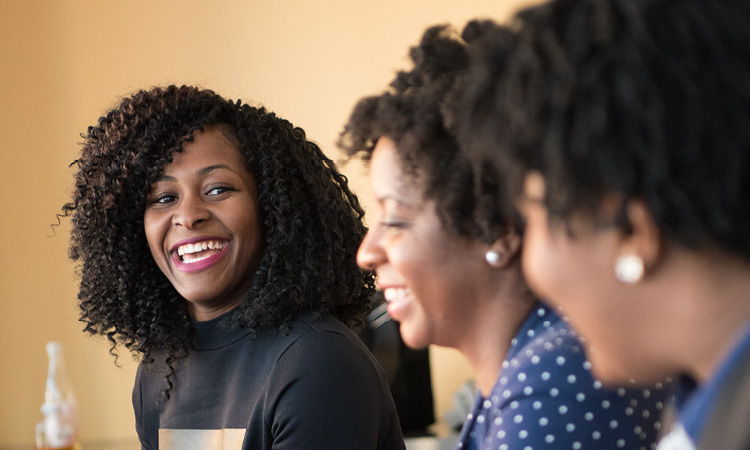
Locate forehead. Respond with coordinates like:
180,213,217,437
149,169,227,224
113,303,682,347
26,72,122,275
168,126,246,169
370,137,423,199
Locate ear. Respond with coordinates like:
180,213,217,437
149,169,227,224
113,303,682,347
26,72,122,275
485,228,523,269
619,199,662,276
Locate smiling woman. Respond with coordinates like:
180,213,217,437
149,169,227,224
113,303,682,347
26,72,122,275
340,24,668,450
62,85,404,450
143,126,263,321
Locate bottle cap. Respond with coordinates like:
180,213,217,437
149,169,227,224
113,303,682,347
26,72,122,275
47,341,62,356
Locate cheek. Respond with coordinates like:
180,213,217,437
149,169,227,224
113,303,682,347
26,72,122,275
387,240,420,281
239,210,263,257
229,212,264,279
388,232,441,284
143,213,169,270
522,242,552,300
521,218,565,301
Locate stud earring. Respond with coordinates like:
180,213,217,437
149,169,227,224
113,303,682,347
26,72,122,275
614,255,644,283
485,250,503,267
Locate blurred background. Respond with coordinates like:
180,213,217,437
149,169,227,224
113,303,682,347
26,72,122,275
0,1,538,447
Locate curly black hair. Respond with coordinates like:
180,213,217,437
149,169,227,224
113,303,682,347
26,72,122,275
63,85,375,397
339,24,520,241
454,0,750,260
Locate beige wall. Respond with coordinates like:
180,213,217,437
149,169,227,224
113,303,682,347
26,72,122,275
0,1,538,446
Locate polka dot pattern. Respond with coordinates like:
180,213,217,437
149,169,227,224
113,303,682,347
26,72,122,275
456,303,669,450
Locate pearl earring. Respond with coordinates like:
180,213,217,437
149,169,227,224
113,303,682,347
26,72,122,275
615,255,644,283
485,250,503,267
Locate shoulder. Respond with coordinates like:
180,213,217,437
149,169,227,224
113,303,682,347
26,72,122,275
497,318,590,398
273,313,384,380
263,315,403,448
132,353,170,397
481,319,668,448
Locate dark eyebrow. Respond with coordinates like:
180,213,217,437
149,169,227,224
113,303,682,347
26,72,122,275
375,194,419,210
198,164,233,176
154,164,235,183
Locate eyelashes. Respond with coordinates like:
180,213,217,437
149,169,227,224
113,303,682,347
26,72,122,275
148,185,238,206
379,220,409,229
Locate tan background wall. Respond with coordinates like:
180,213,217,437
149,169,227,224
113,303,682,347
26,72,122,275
0,1,538,446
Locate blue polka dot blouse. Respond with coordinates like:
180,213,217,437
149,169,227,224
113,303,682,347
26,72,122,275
456,303,668,450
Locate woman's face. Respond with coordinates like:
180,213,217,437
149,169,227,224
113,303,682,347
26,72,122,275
144,126,263,321
357,137,490,349
518,172,666,384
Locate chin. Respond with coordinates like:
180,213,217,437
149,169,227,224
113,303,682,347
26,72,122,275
588,349,669,387
398,323,431,350
590,362,635,386
178,290,217,304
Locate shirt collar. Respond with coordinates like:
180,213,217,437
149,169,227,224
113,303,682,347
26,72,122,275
506,301,561,361
678,325,750,441
191,306,253,350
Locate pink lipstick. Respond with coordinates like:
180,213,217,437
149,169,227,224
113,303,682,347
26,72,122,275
170,237,230,273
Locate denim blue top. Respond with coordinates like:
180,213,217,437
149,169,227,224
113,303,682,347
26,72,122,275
677,325,750,444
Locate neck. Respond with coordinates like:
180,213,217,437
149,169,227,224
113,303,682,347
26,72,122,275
660,249,750,383
189,299,243,322
455,266,535,396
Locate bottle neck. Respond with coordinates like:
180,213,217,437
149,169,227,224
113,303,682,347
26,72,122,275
44,344,73,406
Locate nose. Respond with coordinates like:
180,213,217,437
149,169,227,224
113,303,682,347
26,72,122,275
172,194,210,229
356,227,386,271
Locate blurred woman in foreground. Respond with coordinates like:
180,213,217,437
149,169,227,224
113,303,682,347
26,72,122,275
454,0,750,448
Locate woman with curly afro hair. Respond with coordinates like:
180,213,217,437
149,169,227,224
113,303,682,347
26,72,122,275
63,85,404,450
340,24,666,450
453,0,750,448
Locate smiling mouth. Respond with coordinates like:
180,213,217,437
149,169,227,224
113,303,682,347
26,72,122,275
381,287,414,321
383,287,412,303
176,239,228,263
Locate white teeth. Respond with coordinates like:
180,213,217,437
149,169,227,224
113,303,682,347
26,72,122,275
182,252,213,263
383,288,411,303
176,240,227,256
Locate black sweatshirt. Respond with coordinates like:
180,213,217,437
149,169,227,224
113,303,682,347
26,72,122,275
133,310,405,450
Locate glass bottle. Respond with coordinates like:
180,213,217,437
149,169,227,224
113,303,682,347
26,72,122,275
36,341,78,450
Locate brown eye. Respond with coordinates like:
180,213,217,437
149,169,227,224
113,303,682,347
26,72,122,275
206,186,235,196
153,193,177,204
